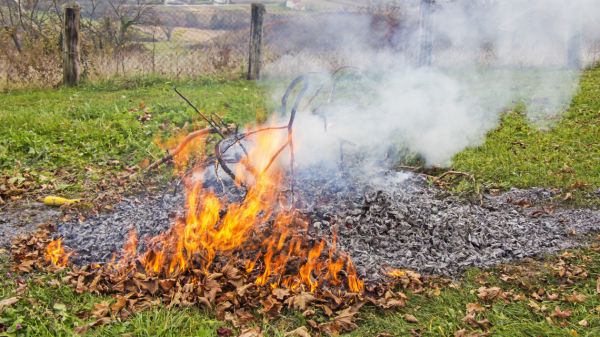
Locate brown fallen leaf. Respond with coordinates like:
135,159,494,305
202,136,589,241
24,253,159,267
272,288,291,300
91,301,110,318
462,313,478,328
284,326,311,337
477,287,503,301
550,306,571,319
578,319,589,327
564,292,586,303
74,317,112,335
302,309,315,317
466,303,486,314
238,327,263,337
0,297,19,313
111,296,127,313
285,293,315,311
319,307,360,336
596,277,600,295
404,314,419,323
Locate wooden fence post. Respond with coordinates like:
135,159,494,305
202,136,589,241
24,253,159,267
247,3,265,81
418,0,434,67
63,3,81,86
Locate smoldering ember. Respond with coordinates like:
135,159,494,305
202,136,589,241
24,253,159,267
2,0,600,336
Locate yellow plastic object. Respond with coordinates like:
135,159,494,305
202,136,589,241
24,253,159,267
42,196,81,206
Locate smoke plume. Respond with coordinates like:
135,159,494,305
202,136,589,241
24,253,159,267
262,0,600,167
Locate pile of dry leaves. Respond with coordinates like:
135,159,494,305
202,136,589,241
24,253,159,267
10,228,425,336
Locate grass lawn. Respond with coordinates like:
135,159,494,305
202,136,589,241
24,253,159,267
0,66,599,336
0,77,266,203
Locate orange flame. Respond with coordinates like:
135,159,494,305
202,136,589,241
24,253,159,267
45,238,71,267
115,121,364,293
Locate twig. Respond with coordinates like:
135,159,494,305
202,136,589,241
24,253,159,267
215,138,242,185
175,86,251,159
174,87,226,138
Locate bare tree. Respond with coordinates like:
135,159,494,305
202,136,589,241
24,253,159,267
106,0,154,49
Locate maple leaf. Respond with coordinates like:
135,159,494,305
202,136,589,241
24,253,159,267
466,303,486,314
91,301,110,318
285,293,315,311
272,288,291,301
551,306,572,319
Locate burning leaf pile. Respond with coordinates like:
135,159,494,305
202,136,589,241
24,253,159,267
10,75,420,333
12,226,420,335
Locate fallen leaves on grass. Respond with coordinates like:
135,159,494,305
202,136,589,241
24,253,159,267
466,303,486,315
563,292,587,303
73,317,112,335
476,287,505,301
462,312,491,330
0,297,19,313
318,306,361,336
285,326,311,337
238,327,263,337
404,314,418,323
528,300,548,313
91,301,110,319
550,306,572,319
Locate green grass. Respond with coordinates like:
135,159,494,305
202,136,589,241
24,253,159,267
0,76,266,199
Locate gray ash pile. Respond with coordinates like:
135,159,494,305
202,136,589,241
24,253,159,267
296,166,600,280
57,166,600,281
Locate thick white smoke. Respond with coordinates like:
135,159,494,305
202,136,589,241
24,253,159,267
262,0,600,167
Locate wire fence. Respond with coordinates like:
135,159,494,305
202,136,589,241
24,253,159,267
2,1,600,90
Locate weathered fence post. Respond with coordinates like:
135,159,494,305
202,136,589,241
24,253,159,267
63,3,81,86
247,3,265,81
418,0,434,67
